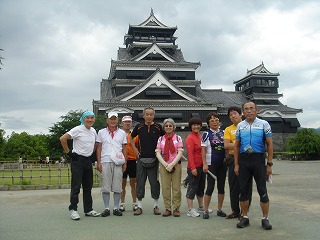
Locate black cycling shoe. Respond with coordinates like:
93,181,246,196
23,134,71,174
113,209,123,216
217,210,227,217
262,218,272,230
203,211,209,219
101,209,110,217
236,217,250,228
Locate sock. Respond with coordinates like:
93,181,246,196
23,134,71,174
154,198,159,208
102,192,110,209
114,192,121,209
137,200,142,208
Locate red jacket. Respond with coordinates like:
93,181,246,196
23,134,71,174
186,132,203,170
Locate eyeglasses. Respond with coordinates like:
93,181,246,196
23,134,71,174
209,118,220,123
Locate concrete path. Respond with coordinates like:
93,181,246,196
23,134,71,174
0,160,319,240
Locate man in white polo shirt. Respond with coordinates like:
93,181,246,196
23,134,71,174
96,112,127,217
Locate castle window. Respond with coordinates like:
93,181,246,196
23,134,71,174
268,80,275,86
126,72,144,79
169,72,186,79
145,90,171,96
257,79,262,85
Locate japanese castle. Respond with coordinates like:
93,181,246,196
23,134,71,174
92,10,302,149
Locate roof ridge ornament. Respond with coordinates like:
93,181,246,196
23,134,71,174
151,8,154,16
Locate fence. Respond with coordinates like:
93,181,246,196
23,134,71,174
0,162,101,189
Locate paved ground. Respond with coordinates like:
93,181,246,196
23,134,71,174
1,159,320,240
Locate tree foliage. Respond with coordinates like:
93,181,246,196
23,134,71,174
286,128,320,160
0,110,107,160
0,128,6,158
3,132,49,159
47,110,106,158
47,110,83,158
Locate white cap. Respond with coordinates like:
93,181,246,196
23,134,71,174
107,112,118,118
122,116,132,122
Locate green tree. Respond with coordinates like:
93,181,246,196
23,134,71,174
3,132,49,159
286,128,320,160
47,110,106,158
47,110,83,158
0,128,6,158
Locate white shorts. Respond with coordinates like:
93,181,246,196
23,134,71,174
101,162,123,193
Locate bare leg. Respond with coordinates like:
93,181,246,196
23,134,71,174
121,178,127,204
186,197,193,210
240,200,249,216
260,202,269,218
204,195,211,211
217,193,224,210
129,177,137,204
196,195,204,208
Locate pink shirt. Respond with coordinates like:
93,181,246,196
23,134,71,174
156,134,183,163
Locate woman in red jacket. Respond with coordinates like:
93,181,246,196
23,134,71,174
185,117,205,217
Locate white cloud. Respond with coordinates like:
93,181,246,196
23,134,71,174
1,0,320,136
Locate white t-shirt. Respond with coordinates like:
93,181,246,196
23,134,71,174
97,128,127,163
67,125,97,157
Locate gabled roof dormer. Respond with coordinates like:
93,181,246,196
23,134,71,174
234,62,280,96
132,43,177,62
118,69,198,102
137,8,168,28
234,62,279,85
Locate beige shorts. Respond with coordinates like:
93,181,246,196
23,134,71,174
101,162,123,193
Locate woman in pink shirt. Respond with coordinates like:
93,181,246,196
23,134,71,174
156,118,183,217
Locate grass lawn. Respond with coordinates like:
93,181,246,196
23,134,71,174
1,163,101,186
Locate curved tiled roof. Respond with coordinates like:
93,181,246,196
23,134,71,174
108,59,200,79
112,69,203,103
130,43,179,62
200,89,302,114
202,89,247,107
118,44,185,62
234,62,279,84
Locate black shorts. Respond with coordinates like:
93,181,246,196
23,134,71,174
239,153,269,203
122,160,137,179
186,167,205,200
205,163,227,196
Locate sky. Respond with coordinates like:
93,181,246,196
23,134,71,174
1,0,320,136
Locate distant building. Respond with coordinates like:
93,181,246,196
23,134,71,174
92,9,302,150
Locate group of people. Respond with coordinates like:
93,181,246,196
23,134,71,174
59,101,273,230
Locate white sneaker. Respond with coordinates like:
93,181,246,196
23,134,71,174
71,210,80,220
187,208,200,217
132,204,138,211
120,203,125,212
85,210,101,217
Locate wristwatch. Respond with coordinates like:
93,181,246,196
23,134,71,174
267,162,273,167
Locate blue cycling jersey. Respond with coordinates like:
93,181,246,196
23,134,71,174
236,118,272,153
